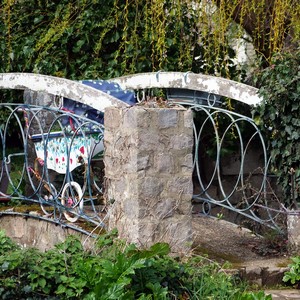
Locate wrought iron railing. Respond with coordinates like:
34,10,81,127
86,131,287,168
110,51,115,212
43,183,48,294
0,72,288,233
186,103,284,231
0,103,108,229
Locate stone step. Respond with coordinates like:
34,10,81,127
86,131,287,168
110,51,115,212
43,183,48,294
226,263,300,299
238,263,289,287
265,289,300,299
221,258,291,289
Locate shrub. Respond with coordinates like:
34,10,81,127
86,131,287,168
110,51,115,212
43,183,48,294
253,50,300,207
0,229,271,299
283,256,300,287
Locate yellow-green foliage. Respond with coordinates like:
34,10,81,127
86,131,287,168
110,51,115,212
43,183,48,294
1,0,299,79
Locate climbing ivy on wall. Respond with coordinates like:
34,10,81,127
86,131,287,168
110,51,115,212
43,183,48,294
3,0,298,80
253,50,300,207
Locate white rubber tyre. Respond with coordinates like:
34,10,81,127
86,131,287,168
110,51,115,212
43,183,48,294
61,181,83,222
39,183,58,216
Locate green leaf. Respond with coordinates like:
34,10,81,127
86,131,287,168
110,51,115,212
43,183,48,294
291,131,299,140
38,277,46,289
56,284,66,294
59,274,69,282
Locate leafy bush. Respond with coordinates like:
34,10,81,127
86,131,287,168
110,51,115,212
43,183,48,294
0,229,271,299
283,256,300,287
0,230,18,255
253,50,300,207
0,230,40,299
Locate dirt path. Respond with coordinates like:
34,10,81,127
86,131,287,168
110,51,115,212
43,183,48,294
192,214,290,266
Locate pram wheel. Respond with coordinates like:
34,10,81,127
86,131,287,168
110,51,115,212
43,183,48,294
39,183,58,216
61,181,83,222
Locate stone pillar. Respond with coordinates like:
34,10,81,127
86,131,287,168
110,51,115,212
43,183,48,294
23,90,58,195
287,212,300,251
104,106,194,253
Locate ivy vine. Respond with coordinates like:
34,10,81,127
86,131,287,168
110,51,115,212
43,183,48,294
253,51,300,207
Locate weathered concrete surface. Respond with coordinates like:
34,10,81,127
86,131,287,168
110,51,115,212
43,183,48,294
112,72,262,105
0,72,127,111
104,106,194,253
0,72,262,107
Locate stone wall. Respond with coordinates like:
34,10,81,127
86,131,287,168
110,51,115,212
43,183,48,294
0,215,93,251
104,106,194,253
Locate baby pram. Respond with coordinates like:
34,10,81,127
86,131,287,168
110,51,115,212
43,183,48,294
28,80,136,222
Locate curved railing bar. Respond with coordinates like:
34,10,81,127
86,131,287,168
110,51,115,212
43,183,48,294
174,102,282,229
238,130,268,211
192,107,220,197
4,106,27,194
194,109,245,204
217,115,245,201
0,73,129,111
112,71,262,105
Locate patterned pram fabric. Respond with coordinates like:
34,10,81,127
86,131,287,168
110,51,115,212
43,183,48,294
62,80,136,125
30,80,136,173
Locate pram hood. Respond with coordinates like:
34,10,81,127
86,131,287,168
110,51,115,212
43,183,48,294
62,79,136,125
